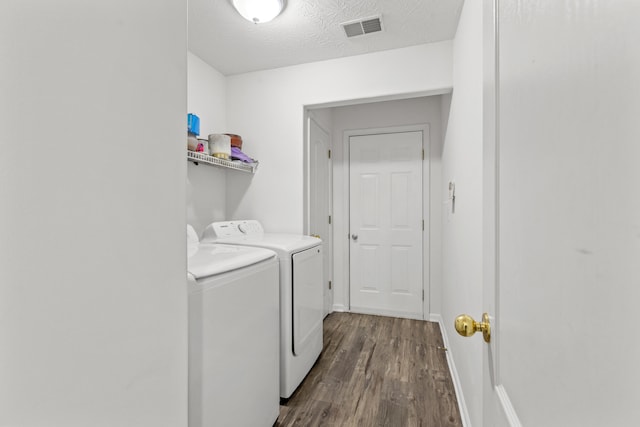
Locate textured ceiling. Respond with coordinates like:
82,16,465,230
188,0,464,76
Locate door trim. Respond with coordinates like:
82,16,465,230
342,124,430,319
483,0,522,425
305,112,334,317
307,116,333,317
483,0,500,387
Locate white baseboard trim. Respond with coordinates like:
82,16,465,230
351,306,422,320
430,314,472,427
332,304,348,312
495,385,523,427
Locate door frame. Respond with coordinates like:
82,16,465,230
307,115,334,317
342,124,430,319
304,113,334,317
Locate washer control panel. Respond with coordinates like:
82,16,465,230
238,221,263,235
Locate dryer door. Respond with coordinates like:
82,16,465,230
292,245,323,355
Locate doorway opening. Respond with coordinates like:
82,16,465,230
305,94,449,320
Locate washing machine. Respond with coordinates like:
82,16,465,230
202,220,323,399
187,225,279,427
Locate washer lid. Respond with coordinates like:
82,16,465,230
187,244,275,279
208,233,321,256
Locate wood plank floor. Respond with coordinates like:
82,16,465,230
276,312,463,427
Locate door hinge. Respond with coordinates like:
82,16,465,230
422,219,425,231
328,149,331,159
422,149,425,160
328,215,332,225
422,289,424,301
329,281,332,290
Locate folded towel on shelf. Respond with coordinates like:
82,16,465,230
230,147,257,164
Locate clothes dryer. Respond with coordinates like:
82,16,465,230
187,225,279,426
202,220,323,399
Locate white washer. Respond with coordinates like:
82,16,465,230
187,226,279,427
202,220,323,399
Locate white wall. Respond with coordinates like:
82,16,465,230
0,1,187,426
187,52,227,140
325,97,444,319
440,1,484,426
187,52,227,236
226,42,453,233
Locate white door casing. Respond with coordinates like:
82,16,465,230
308,118,333,317
482,1,640,426
482,0,510,425
349,131,424,319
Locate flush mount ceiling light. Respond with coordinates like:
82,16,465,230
231,0,286,24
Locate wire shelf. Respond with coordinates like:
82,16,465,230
187,151,258,174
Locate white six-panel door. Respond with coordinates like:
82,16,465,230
349,131,423,319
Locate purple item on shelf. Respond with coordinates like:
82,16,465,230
230,147,256,163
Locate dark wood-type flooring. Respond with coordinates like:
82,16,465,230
276,312,463,427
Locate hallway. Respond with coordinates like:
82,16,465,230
277,313,462,427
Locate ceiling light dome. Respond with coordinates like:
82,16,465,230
231,0,286,24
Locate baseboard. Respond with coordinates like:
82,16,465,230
351,306,422,320
430,314,472,427
332,304,347,312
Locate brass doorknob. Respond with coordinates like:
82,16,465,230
454,313,491,343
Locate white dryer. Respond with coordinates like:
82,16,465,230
202,220,323,399
187,225,279,427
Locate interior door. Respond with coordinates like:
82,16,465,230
482,1,640,425
309,117,333,317
349,131,423,319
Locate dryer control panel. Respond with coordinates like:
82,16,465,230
203,220,264,240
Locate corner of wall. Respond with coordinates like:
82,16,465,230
187,52,229,234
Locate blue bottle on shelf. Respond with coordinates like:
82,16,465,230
187,113,200,151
